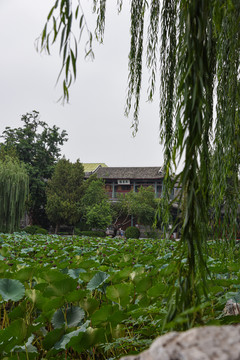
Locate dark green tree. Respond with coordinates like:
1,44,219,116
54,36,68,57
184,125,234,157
0,144,18,161
81,177,108,208
81,177,112,230
0,158,29,233
39,1,240,325
85,201,112,230
46,158,85,232
0,111,68,227
121,186,157,226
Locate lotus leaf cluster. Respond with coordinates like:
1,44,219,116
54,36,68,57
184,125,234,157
0,233,240,359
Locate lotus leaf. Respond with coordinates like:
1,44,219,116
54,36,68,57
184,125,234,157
147,283,166,298
68,268,86,279
91,304,127,326
0,319,27,353
54,320,90,349
14,267,35,281
0,278,25,302
52,306,85,329
106,283,134,307
13,335,38,353
86,271,109,291
43,278,77,298
67,327,106,352
79,297,99,315
42,328,65,350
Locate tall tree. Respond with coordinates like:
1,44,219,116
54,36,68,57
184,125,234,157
0,158,29,233
85,201,112,230
46,158,85,232
81,177,108,209
0,111,68,226
117,186,157,227
39,1,240,325
81,177,112,230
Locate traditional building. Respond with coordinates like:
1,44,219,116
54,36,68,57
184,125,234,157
84,164,180,233
95,166,164,200
84,164,178,201
83,163,107,176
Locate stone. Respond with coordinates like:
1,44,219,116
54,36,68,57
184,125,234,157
120,325,240,360
223,299,240,316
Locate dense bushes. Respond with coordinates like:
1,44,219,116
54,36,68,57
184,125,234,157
74,229,106,237
146,229,159,239
23,225,48,235
125,226,140,239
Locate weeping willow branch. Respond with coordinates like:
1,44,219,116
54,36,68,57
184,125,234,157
159,0,176,169
146,0,160,102
37,0,109,103
164,1,212,323
211,3,240,244
125,0,146,134
39,0,240,327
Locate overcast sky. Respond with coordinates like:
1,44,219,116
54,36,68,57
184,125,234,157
0,1,164,168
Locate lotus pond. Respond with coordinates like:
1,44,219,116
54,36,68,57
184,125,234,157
0,234,240,359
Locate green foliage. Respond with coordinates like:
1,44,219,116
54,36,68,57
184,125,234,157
52,306,85,329
0,143,19,161
37,1,102,102
87,271,109,291
146,229,159,239
79,177,113,231
81,177,108,208
0,158,28,233
125,226,140,239
0,278,25,302
46,158,85,230
85,201,112,230
74,229,106,237
0,111,68,227
0,233,240,359
121,187,157,226
23,225,48,235
39,1,240,326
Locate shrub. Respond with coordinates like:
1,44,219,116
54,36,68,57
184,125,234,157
23,225,48,235
36,227,48,235
75,220,91,231
125,226,140,239
74,229,105,237
146,229,159,239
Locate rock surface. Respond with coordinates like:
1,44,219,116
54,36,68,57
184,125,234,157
224,299,240,315
120,325,240,360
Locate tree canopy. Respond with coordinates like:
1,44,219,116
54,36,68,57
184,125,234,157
39,1,240,325
81,177,112,231
46,158,85,232
85,200,112,230
114,186,157,227
0,111,68,226
81,177,108,209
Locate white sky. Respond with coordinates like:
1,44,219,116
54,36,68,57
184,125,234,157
0,1,164,167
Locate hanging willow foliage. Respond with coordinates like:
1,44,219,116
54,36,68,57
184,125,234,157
39,1,240,326
0,158,29,233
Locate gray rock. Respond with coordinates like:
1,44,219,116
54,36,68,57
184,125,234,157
120,325,240,360
224,299,240,316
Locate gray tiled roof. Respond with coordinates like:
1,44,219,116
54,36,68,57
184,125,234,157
95,167,164,179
